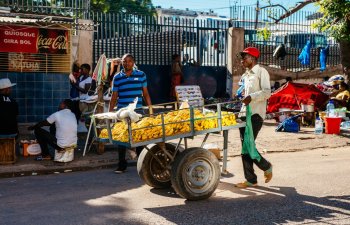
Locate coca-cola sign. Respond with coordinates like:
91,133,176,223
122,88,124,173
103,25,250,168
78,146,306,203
37,29,68,54
0,25,68,54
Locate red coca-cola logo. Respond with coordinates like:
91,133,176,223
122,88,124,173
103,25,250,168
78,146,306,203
37,29,68,54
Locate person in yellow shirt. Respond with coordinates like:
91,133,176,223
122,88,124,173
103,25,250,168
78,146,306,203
331,82,349,108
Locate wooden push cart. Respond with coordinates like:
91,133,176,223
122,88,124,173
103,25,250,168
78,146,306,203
92,101,245,201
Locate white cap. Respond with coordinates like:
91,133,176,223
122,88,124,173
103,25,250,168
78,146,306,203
0,78,16,89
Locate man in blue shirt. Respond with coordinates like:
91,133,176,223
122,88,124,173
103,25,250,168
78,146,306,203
109,53,152,173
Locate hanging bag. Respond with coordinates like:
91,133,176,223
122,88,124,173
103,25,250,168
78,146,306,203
241,105,261,162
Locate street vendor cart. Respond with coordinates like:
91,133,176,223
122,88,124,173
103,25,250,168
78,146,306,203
92,100,245,201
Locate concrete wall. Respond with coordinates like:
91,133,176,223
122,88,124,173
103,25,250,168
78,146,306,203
227,28,244,97
0,72,70,123
71,19,94,67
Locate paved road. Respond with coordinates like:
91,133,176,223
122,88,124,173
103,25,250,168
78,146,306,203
1,147,350,225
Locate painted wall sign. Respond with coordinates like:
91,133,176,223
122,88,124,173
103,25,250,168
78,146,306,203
8,53,41,72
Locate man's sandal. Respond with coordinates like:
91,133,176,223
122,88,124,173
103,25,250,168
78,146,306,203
235,181,258,188
264,165,273,183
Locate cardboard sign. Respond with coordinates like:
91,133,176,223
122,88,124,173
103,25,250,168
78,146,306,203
175,85,204,107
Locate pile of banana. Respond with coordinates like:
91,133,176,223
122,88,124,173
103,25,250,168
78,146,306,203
99,109,236,143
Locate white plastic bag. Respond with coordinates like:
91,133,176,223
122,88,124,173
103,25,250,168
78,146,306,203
54,147,75,162
93,97,142,122
115,97,142,122
179,99,189,109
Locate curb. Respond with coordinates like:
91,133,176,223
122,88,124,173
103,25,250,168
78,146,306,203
0,160,137,179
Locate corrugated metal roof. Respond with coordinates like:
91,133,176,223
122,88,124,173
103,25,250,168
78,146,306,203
0,13,94,30
0,16,37,23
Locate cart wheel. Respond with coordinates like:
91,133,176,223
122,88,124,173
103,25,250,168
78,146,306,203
171,147,220,200
137,143,177,189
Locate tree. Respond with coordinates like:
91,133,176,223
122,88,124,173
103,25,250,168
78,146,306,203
91,0,155,15
264,0,350,82
313,0,350,79
90,0,110,12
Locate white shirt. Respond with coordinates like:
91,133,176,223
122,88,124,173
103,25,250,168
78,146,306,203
79,76,92,100
47,109,77,148
240,64,271,119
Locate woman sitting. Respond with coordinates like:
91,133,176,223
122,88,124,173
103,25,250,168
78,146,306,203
330,81,350,108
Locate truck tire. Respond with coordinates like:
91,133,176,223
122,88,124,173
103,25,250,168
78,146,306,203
171,147,220,200
137,143,177,188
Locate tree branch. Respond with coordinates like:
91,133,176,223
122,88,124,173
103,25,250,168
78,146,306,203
270,0,320,23
267,15,279,23
260,4,288,12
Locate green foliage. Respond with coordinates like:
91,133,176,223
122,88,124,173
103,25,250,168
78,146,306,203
313,0,350,41
91,0,155,15
257,25,272,41
91,0,110,13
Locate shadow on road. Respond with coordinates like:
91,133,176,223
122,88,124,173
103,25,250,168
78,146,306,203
0,170,148,225
150,187,182,199
146,182,350,224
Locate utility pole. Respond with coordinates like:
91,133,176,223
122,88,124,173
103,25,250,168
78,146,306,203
254,0,259,29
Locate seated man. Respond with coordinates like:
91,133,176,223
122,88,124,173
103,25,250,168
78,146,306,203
0,78,18,137
28,99,77,161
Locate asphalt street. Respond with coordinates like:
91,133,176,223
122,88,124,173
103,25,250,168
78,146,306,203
1,146,350,225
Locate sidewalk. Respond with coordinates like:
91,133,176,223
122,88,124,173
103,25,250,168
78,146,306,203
0,149,121,178
1,120,349,178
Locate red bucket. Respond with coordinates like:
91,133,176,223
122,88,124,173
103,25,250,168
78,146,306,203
324,117,342,134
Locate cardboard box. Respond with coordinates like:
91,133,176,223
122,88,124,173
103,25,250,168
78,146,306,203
21,141,41,157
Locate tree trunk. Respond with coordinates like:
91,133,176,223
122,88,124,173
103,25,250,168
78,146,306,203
339,40,350,85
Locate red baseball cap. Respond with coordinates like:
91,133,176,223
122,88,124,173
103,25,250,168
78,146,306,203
240,47,260,58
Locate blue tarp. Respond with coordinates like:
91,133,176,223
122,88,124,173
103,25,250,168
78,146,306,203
298,40,311,65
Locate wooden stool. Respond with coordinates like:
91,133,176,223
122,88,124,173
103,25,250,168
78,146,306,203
0,135,16,164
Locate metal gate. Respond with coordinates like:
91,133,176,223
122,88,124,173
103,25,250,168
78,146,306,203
90,12,231,103
90,12,229,67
